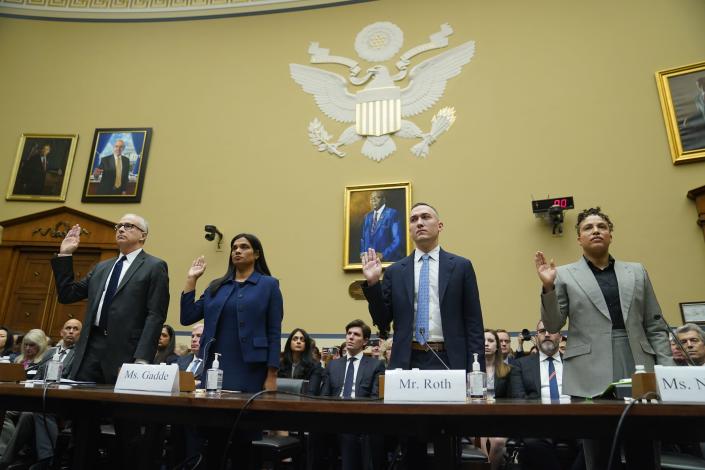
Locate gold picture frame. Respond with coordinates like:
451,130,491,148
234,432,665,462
655,60,705,164
344,182,412,271
6,133,78,202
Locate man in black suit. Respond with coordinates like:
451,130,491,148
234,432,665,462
51,213,169,468
322,319,385,470
361,202,485,469
15,143,50,195
514,321,577,470
95,139,130,195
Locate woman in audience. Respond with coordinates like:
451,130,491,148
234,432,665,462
0,326,16,361
278,328,323,395
153,324,179,364
14,328,48,371
481,329,522,470
181,233,283,469
379,338,393,367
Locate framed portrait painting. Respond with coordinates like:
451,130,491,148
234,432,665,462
656,61,705,164
344,182,412,271
680,302,705,326
81,128,152,203
6,133,78,202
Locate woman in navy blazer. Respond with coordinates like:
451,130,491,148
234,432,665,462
181,233,283,393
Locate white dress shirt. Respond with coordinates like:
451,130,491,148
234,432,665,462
539,350,564,400
340,350,364,398
95,248,143,326
413,246,443,342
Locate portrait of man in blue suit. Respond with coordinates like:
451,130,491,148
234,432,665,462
359,190,403,262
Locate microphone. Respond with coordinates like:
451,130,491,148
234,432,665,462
653,315,695,367
418,328,450,370
198,337,216,362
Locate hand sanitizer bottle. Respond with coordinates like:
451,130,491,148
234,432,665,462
206,353,223,397
45,352,63,383
467,353,486,401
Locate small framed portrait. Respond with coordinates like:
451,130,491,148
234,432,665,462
81,128,153,203
655,61,705,164
6,133,78,202
344,182,412,271
680,301,705,326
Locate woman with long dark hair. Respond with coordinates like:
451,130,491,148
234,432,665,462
181,233,283,469
278,328,323,395
0,326,16,360
153,324,178,365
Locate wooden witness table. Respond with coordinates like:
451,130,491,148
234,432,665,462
1,383,705,469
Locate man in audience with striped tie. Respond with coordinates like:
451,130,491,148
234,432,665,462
178,323,205,378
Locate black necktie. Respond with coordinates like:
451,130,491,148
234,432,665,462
100,255,126,330
342,357,357,398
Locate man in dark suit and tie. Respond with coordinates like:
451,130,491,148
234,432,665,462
360,190,403,262
15,143,50,195
51,213,169,468
535,207,673,470
361,202,485,469
95,139,130,195
514,320,575,470
321,319,385,470
177,323,204,377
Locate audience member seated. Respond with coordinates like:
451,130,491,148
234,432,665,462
496,329,514,364
671,336,688,366
320,319,385,470
0,319,82,470
177,323,205,374
153,324,179,365
14,329,49,378
480,329,522,470
379,338,393,367
514,321,579,470
0,326,16,362
559,335,567,355
676,323,705,366
278,328,323,395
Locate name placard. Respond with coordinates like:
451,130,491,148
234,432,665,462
654,365,705,403
384,369,466,403
115,363,179,394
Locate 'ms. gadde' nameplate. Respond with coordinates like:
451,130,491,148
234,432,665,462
115,363,179,394
384,369,466,403
655,365,705,403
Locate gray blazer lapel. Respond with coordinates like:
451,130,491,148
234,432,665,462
569,258,611,320
438,249,454,304
115,251,146,295
614,261,634,322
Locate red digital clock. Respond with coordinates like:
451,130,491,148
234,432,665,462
531,196,574,214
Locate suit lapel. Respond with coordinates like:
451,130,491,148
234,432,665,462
614,261,634,322
400,254,415,308
355,356,367,390
568,258,610,321
115,250,146,295
438,249,454,304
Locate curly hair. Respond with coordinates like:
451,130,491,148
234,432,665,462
575,207,614,235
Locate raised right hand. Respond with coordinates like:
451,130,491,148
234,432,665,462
187,255,207,279
59,224,82,255
361,248,383,286
534,251,556,290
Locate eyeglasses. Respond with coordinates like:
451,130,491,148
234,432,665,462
114,223,146,232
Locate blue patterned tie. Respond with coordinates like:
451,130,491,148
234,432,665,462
416,254,430,344
99,255,126,330
342,357,357,398
547,357,560,400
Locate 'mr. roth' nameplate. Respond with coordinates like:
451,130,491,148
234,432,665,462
115,363,179,394
384,369,466,403
655,365,705,403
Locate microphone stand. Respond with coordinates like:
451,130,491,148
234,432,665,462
418,328,451,370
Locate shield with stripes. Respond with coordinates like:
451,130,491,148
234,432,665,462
355,86,401,137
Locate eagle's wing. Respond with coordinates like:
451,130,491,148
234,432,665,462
400,41,475,118
290,64,357,123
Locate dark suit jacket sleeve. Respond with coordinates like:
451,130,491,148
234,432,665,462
321,363,335,396
362,274,394,334
370,359,385,398
119,156,129,193
461,259,485,369
381,210,401,260
506,365,523,398
181,290,206,325
307,363,324,396
51,256,93,304
133,258,169,361
266,279,284,370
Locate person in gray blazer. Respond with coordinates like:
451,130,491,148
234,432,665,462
534,207,673,470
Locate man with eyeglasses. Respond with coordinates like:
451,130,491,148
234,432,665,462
51,213,169,468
